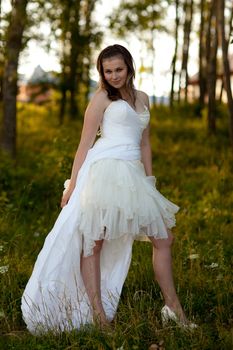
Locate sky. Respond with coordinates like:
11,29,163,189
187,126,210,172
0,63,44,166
3,0,230,97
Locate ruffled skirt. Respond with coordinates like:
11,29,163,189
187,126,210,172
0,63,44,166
21,145,180,334
78,158,180,256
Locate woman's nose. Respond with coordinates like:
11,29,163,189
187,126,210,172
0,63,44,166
112,72,118,80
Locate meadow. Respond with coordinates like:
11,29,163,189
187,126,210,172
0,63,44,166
0,102,232,349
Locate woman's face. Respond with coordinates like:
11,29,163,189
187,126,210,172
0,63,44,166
102,56,128,90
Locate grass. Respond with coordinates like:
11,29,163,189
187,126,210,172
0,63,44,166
0,101,233,349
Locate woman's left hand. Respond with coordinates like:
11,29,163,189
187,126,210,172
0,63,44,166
60,188,74,208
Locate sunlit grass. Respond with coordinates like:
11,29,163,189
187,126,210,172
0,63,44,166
0,102,232,349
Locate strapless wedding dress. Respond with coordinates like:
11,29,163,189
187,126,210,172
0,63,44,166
21,99,179,334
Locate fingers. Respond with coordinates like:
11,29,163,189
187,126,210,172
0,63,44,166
60,189,73,208
60,195,68,208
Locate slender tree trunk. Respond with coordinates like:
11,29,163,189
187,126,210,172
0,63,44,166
83,0,95,107
0,0,3,101
59,41,69,124
151,29,156,106
206,0,218,133
217,0,233,151
219,81,224,103
0,72,3,101
178,0,194,103
69,1,81,119
170,0,179,108
199,0,207,109
1,0,28,157
83,50,91,107
69,51,78,119
59,84,67,125
219,4,233,103
58,1,71,123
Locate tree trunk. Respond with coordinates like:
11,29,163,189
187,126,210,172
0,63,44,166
1,0,28,157
59,84,67,125
217,0,233,151
58,1,71,123
206,0,218,134
219,4,233,103
199,0,207,110
151,29,156,106
0,0,3,101
82,0,95,108
170,0,179,109
0,77,3,102
69,1,81,119
178,0,194,103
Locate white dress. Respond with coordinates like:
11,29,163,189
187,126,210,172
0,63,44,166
21,99,180,334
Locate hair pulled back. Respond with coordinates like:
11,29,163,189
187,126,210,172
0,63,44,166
96,44,136,103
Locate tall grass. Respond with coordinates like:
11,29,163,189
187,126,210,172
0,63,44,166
0,102,232,349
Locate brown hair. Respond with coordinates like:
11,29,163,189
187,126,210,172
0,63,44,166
96,44,136,104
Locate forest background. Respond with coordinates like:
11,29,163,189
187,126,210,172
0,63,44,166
0,0,233,349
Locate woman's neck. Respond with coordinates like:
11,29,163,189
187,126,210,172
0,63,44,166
119,87,136,105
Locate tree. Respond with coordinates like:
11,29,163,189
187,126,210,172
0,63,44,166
170,0,180,108
1,0,28,157
178,0,194,103
109,0,168,105
206,0,218,133
81,0,99,106
219,1,233,103
49,0,102,123
198,0,207,110
217,0,233,151
0,0,3,101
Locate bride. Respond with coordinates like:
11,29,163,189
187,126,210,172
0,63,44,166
21,44,197,334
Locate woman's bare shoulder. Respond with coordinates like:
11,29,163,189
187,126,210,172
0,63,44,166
90,88,109,105
85,88,110,116
135,90,150,107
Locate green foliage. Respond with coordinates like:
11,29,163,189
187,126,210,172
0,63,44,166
0,103,233,349
109,0,168,37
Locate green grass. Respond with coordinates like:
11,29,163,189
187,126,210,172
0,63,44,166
0,102,233,349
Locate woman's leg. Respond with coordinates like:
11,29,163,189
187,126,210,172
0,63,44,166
80,239,108,325
149,229,187,322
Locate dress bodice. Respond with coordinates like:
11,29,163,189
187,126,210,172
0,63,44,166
98,99,150,146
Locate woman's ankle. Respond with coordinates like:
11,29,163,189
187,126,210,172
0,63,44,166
93,312,108,326
93,306,107,321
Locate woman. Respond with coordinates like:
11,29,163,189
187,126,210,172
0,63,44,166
21,44,196,334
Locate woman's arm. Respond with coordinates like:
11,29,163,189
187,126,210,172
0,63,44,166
141,124,153,176
61,89,107,207
137,90,153,176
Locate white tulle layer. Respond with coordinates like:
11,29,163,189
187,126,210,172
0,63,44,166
77,158,180,256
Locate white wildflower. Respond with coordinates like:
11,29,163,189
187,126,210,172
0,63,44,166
0,245,4,252
209,263,218,268
33,232,40,237
0,265,9,274
189,254,199,260
204,262,219,269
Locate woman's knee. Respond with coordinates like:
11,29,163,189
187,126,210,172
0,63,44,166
93,239,104,254
150,229,175,249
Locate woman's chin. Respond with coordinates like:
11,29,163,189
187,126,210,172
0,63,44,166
111,82,125,89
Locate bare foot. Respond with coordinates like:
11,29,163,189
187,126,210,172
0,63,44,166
93,313,111,329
